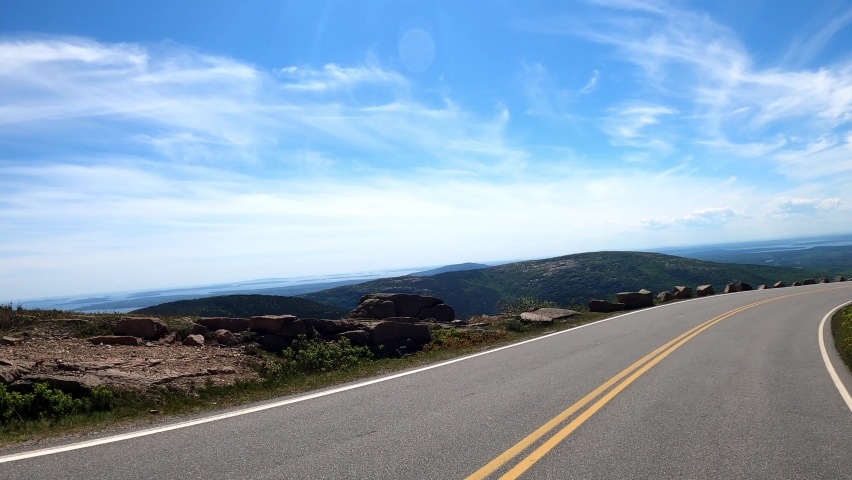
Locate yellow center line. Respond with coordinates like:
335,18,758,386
463,306,740,480
467,286,852,480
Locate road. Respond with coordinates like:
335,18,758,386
2,283,852,479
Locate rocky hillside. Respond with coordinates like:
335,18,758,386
133,294,347,319
303,251,844,318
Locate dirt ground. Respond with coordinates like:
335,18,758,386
1,326,260,392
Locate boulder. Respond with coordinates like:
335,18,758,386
417,303,456,322
736,282,753,292
314,319,354,334
757,285,769,290
672,286,692,299
87,335,142,346
182,334,205,347
371,321,432,346
115,317,167,340
616,290,654,309
773,281,786,288
249,315,306,336
1,336,23,346
213,329,239,346
656,291,674,302
723,283,736,294
520,308,581,323
350,293,455,321
189,323,209,336
835,276,846,282
0,359,33,385
587,299,627,313
158,331,178,345
197,317,249,333
802,278,816,285
335,330,371,346
15,374,102,396
696,285,715,297
818,278,830,284
362,293,443,316
792,281,802,286
349,298,396,319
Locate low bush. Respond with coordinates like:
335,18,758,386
497,297,558,317
259,336,373,379
832,305,852,371
423,328,506,352
1,383,86,422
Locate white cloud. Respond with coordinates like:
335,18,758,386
515,1,852,175
602,104,677,151
579,69,600,94
769,197,841,217
637,207,741,230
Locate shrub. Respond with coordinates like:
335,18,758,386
834,306,852,370
423,328,506,352
497,297,558,317
259,336,373,379
0,383,86,422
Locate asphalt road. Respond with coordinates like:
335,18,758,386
3,283,852,479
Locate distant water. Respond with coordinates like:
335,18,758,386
19,266,431,313
656,233,852,257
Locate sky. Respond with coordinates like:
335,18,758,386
2,0,852,300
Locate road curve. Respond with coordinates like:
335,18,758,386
2,283,852,479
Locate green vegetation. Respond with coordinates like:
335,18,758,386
831,305,852,373
132,294,347,318
257,336,374,379
0,309,617,444
303,251,844,318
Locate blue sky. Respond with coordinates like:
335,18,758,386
2,0,851,299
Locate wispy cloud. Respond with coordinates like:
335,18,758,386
579,69,600,94
769,197,841,218
515,0,852,178
637,207,741,230
602,104,677,151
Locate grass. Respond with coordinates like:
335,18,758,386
0,310,617,446
831,304,852,373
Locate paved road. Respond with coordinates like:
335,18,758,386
3,283,852,479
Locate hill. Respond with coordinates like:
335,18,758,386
132,294,348,318
303,251,845,318
412,262,489,277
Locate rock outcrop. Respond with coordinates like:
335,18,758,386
197,317,250,333
249,315,306,336
87,336,143,346
520,308,581,324
214,329,239,346
672,286,692,299
696,285,715,297
588,299,627,312
114,317,167,340
616,290,654,309
182,334,205,347
349,294,455,322
371,321,431,347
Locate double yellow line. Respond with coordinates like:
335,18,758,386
466,287,849,479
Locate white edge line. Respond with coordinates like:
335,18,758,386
0,287,834,463
818,300,852,412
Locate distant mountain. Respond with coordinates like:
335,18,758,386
411,262,489,277
666,245,852,273
132,294,348,318
303,251,846,318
